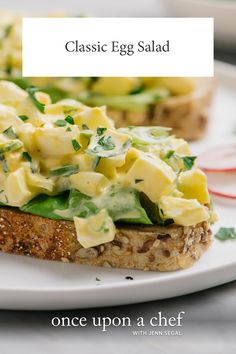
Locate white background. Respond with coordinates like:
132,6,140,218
22,18,214,77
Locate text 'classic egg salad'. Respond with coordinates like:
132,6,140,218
0,81,216,248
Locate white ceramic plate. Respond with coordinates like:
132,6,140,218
0,61,236,310
166,0,236,50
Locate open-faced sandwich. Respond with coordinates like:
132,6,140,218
0,12,213,141
0,81,216,271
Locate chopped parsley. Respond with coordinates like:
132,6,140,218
72,139,81,151
0,140,23,154
97,135,115,150
66,127,72,132
92,156,101,170
82,124,89,130
97,127,107,136
215,227,236,241
165,150,175,159
163,218,174,226
55,119,67,127
26,86,45,113
22,151,32,162
135,179,143,184
19,115,29,122
3,126,17,139
49,164,79,177
65,115,74,125
183,156,197,170
0,154,8,173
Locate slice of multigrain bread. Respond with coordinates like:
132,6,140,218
0,208,212,271
108,78,213,141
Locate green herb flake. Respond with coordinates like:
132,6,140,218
0,140,23,154
97,127,107,136
0,154,8,173
82,124,89,130
215,227,236,241
92,156,101,170
55,119,67,127
183,156,197,170
66,127,72,132
96,277,101,282
49,164,79,177
3,126,17,139
163,218,174,226
72,139,81,151
19,115,29,122
135,179,143,184
65,115,74,125
165,150,175,159
22,151,32,162
97,135,115,151
26,86,45,113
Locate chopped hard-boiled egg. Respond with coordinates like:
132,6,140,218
125,153,176,203
159,196,210,226
74,209,116,248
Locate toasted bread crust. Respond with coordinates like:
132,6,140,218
108,78,213,141
0,207,212,271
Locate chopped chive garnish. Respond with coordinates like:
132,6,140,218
72,139,81,151
49,164,79,177
0,140,23,154
0,154,8,173
97,127,107,136
65,115,74,125
26,86,45,113
22,151,32,162
82,124,89,130
97,135,115,150
19,115,29,122
183,156,197,170
3,126,17,139
92,156,101,170
55,119,67,127
165,150,175,159
215,227,236,241
135,179,143,184
66,127,72,132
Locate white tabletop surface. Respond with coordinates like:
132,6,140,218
0,0,236,353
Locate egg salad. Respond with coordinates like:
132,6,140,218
0,80,214,248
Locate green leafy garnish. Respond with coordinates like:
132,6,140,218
19,115,29,122
71,139,81,151
0,154,8,173
55,119,67,127
165,150,175,159
66,127,72,132
182,156,197,170
22,151,32,162
0,140,23,154
65,115,74,125
49,164,79,177
97,127,107,136
163,218,174,226
215,227,236,241
97,135,115,150
82,124,89,130
135,179,143,184
26,86,45,113
3,126,17,139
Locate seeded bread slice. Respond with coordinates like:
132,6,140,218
0,207,212,271
108,78,213,141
